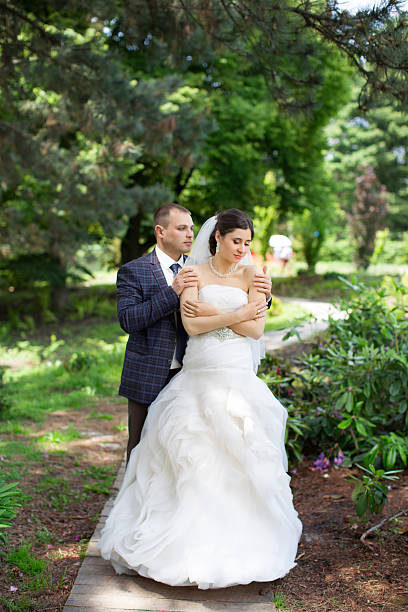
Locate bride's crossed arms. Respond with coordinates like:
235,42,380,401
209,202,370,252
180,264,268,340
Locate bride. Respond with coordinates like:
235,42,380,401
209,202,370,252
99,208,302,589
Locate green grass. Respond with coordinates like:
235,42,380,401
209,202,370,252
38,425,82,444
1,340,124,422
273,590,292,610
37,476,88,511
33,526,53,545
88,410,114,420
81,465,116,495
6,543,48,575
2,319,127,370
270,272,379,301
265,301,310,331
0,439,44,463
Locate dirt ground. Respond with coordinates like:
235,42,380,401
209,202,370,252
0,399,128,611
281,464,408,611
1,399,408,611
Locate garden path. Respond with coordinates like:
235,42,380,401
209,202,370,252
263,297,343,351
63,298,337,611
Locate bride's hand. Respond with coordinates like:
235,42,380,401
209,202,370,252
237,298,267,321
182,300,220,318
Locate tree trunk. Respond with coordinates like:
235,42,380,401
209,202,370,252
120,213,154,265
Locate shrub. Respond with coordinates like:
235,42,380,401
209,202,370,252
348,464,400,517
260,277,408,472
0,480,22,545
0,366,9,417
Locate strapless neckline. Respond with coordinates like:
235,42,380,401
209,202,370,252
199,284,248,297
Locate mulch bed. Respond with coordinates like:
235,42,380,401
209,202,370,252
0,399,128,611
1,392,408,610
281,463,408,611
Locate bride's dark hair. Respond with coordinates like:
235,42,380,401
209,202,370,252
209,209,254,255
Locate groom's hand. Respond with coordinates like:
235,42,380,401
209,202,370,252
252,266,272,300
172,266,199,296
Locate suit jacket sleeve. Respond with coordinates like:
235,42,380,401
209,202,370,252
117,264,180,334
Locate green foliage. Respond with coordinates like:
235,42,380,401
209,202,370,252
328,96,408,233
0,594,35,611
349,464,400,517
38,425,82,445
0,254,91,291
6,543,47,575
260,277,408,473
273,590,292,610
88,411,113,421
0,312,126,423
37,476,87,511
348,167,388,268
67,294,115,321
64,351,95,373
33,526,53,545
78,538,89,560
264,301,309,332
0,481,22,545
292,208,327,272
81,465,116,495
371,231,408,265
0,366,9,417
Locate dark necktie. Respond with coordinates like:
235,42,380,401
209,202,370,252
169,263,186,363
170,263,181,277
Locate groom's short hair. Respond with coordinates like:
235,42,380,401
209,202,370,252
154,203,191,228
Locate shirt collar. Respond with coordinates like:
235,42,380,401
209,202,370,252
155,246,184,270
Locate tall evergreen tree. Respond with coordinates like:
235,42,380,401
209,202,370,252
328,93,408,232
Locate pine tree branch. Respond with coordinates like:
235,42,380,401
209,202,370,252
0,1,58,42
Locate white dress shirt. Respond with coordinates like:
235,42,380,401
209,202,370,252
155,246,184,369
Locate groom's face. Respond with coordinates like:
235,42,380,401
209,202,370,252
159,209,194,258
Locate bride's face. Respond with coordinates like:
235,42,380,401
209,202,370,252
216,228,252,264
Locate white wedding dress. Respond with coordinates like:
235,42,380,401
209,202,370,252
99,285,302,589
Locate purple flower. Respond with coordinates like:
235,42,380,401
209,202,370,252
316,407,324,415
9,586,18,592
334,451,344,466
42,453,49,459
312,452,330,472
276,367,281,374
287,388,293,396
387,485,392,491
333,413,343,419
289,468,297,474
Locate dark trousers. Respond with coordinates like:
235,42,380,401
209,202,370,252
127,368,181,464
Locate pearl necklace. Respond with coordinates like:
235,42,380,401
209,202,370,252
209,256,239,278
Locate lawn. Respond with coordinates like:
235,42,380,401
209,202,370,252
265,300,310,331
0,315,129,610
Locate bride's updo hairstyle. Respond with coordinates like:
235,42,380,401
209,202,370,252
209,209,254,256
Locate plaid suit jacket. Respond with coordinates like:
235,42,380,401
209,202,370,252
117,249,188,405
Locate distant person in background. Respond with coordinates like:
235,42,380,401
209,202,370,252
274,244,293,274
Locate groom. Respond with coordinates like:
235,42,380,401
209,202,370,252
117,203,272,462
